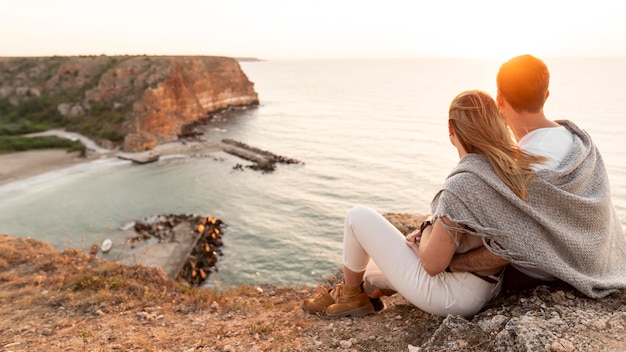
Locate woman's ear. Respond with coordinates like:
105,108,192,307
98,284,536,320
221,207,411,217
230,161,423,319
448,121,454,137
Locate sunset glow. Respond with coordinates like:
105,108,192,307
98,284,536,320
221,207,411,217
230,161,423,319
1,0,625,60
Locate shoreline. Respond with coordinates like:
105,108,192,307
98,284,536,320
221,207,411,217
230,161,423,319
0,149,92,187
0,128,301,187
0,130,224,187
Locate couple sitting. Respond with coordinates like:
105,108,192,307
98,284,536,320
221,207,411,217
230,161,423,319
303,54,626,318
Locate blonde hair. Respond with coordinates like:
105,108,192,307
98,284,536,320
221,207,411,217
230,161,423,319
448,90,546,200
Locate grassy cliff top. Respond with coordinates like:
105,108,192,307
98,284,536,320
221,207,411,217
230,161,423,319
1,234,624,351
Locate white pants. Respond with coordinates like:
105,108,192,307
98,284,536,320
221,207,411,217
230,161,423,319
342,205,502,317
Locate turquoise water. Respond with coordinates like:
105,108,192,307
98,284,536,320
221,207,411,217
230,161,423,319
1,58,625,288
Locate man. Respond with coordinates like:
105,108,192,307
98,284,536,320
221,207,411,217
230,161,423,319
447,54,626,295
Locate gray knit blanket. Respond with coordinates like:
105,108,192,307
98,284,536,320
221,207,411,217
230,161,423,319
431,120,626,298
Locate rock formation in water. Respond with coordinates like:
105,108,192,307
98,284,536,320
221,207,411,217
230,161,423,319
0,56,259,152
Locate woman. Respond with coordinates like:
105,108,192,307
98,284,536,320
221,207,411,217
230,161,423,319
302,90,546,317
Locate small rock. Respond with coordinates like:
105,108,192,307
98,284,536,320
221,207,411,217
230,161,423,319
136,311,149,319
550,339,575,352
592,320,607,329
407,344,421,352
339,340,352,349
478,314,509,333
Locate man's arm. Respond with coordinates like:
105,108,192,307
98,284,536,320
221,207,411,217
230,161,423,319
448,246,509,272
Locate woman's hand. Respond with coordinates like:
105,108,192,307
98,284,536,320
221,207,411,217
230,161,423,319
405,228,423,256
405,229,422,245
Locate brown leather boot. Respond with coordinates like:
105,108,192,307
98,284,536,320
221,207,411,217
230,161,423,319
326,284,375,317
301,284,340,314
363,280,397,298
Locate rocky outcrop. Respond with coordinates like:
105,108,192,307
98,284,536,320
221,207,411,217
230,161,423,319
0,56,259,151
120,57,259,151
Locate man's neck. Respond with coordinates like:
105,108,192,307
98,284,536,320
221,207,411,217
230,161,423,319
507,111,559,141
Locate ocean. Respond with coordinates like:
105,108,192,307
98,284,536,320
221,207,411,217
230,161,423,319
1,58,625,289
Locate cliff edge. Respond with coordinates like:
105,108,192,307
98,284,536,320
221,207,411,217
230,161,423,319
0,56,259,152
1,213,624,351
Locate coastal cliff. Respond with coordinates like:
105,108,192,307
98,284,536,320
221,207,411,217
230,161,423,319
0,56,259,152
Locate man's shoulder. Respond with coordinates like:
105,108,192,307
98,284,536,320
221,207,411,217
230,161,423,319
520,124,575,171
520,125,574,147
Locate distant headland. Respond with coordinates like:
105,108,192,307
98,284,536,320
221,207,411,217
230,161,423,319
0,55,259,152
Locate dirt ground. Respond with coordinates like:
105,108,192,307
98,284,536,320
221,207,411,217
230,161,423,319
0,235,444,352
2,234,626,352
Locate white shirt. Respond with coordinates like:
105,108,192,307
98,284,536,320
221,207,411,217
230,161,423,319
519,126,575,171
514,125,575,280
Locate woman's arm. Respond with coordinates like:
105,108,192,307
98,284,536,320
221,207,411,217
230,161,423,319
406,217,459,276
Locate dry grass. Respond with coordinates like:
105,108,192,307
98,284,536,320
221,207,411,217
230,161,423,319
0,234,443,351
2,228,625,350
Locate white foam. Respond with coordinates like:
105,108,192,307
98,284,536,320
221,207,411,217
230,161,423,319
0,157,129,194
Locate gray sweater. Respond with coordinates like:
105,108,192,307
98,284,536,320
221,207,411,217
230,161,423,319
431,120,626,298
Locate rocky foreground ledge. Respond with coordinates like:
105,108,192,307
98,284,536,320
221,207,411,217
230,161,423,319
1,214,625,351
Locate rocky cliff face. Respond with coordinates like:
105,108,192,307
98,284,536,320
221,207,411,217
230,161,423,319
0,56,259,151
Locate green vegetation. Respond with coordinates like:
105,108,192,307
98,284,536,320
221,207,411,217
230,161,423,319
0,96,67,135
0,135,86,155
38,56,69,84
0,56,132,146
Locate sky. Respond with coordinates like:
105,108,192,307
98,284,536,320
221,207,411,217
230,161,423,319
1,0,626,60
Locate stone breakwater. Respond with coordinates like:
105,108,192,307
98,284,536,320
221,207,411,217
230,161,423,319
127,214,225,286
176,217,225,286
220,138,304,172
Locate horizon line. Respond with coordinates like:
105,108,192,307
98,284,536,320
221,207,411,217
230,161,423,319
1,54,626,61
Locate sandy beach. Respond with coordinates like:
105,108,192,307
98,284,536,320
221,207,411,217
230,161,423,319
0,129,113,187
0,149,90,186
0,125,300,188
0,130,224,187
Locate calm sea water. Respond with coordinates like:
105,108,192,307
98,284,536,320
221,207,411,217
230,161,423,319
1,58,625,288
